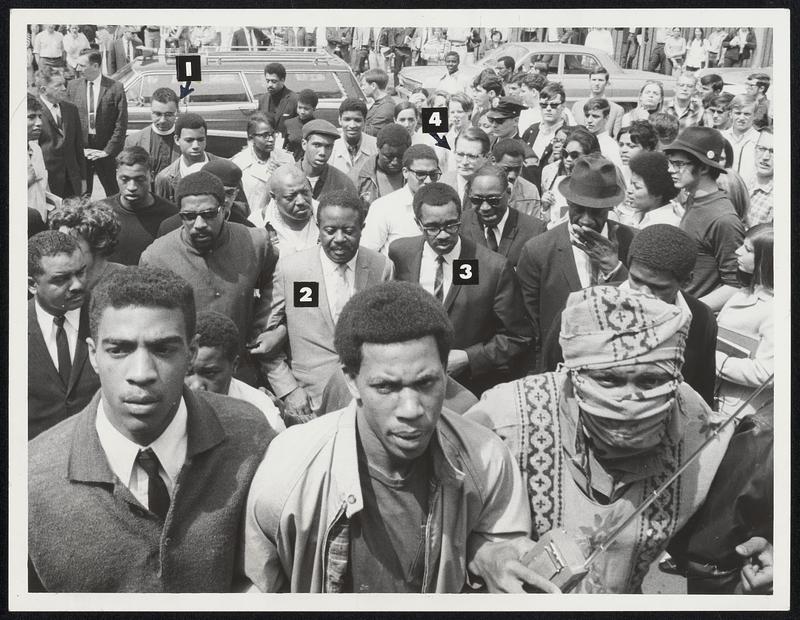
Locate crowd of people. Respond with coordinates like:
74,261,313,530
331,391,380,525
24,23,776,597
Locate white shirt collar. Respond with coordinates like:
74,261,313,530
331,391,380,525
179,154,209,176
491,207,511,236
95,395,188,489
319,246,358,275
34,298,80,336
422,236,461,265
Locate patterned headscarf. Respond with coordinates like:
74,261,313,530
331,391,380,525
559,285,691,375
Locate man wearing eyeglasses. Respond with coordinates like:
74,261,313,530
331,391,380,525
124,87,181,182
745,127,773,228
361,145,440,254
388,182,531,396
440,127,490,206
460,164,545,268
140,170,286,390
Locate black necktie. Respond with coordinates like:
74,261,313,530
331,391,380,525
136,448,170,520
53,315,71,385
433,255,445,302
88,81,96,130
486,226,499,252
53,104,62,130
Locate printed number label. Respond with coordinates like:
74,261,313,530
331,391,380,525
421,107,449,134
293,281,319,307
176,55,202,82
453,259,479,285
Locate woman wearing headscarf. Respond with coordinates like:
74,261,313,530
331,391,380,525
465,285,734,593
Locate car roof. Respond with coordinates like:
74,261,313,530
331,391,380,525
127,48,353,76
496,42,613,55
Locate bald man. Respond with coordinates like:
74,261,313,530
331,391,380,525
248,164,319,258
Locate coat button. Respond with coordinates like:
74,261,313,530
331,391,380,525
347,494,356,504
214,291,221,297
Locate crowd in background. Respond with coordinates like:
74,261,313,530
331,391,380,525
24,22,776,597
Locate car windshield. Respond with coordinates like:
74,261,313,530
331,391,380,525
245,71,345,99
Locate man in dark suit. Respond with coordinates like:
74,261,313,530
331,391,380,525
388,182,532,396
36,67,86,198
28,267,276,592
108,27,145,75
28,231,99,439
460,164,545,267
256,62,298,135
516,154,636,367
231,27,270,50
68,48,128,197
539,224,718,407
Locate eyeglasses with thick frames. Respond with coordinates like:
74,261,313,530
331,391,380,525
178,206,223,222
539,101,563,109
407,168,442,181
251,130,276,139
419,222,461,236
469,195,504,208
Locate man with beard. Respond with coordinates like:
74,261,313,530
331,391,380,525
354,123,409,210
267,190,394,419
28,231,98,439
515,154,636,366
140,171,285,388
93,146,177,265
330,98,378,178
124,87,181,182
297,119,357,201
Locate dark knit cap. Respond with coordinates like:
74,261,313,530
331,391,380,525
175,170,226,208
202,159,242,188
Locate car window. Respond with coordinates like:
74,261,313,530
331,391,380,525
189,72,249,103
524,52,560,75
564,54,602,75
139,73,177,104
482,43,529,66
124,76,142,105
245,71,345,99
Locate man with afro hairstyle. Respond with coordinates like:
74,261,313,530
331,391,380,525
243,280,540,593
540,223,717,406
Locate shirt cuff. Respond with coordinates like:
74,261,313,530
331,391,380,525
599,260,622,281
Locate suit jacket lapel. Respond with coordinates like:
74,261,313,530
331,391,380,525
97,77,109,110
443,236,470,312
556,224,582,291
28,300,63,386
411,238,424,283
354,251,371,291
463,208,487,249
314,252,336,334
39,98,62,136
67,305,92,395
498,208,519,256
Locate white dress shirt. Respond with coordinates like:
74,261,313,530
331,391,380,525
227,378,286,432
94,396,188,510
34,300,80,371
568,222,621,288
251,198,319,257
86,74,102,135
231,144,294,215
420,237,461,300
361,184,420,254
41,97,61,128
484,206,511,248
437,70,469,95
320,247,358,323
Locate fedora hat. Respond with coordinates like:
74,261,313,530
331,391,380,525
558,153,626,209
663,126,727,171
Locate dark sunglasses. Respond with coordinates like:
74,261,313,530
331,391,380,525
469,195,504,208
540,101,563,109
407,168,442,181
561,150,583,160
178,206,223,222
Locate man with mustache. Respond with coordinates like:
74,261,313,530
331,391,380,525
140,171,286,390
244,280,541,592
28,231,98,439
28,267,277,591
266,189,394,421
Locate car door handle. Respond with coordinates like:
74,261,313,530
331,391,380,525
239,106,256,115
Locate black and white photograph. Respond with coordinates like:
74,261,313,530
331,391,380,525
8,6,790,613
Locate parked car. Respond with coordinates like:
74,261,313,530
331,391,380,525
114,48,365,157
398,42,677,110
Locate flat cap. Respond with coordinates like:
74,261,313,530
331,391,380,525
302,118,340,140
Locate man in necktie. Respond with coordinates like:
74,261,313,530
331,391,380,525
265,189,394,419
28,266,277,592
28,231,97,439
388,182,532,396
461,164,546,267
